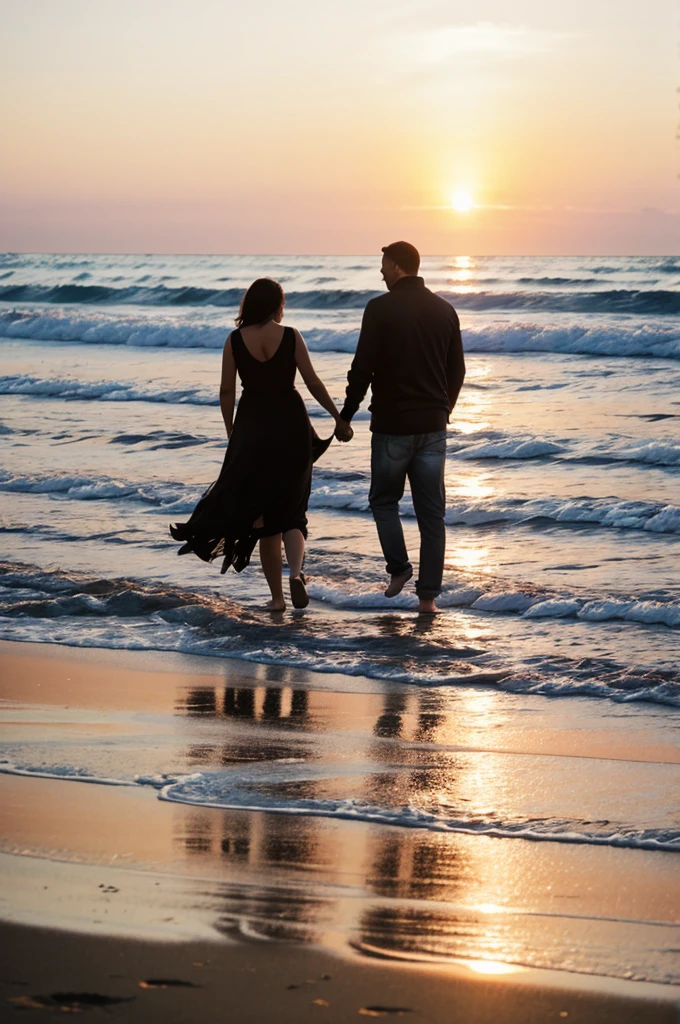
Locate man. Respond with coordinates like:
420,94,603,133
335,242,465,613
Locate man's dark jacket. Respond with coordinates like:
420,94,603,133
340,276,465,435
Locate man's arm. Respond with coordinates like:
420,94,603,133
446,313,465,415
338,300,381,426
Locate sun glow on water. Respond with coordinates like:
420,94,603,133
465,960,524,975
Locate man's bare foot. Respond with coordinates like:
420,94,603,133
417,598,438,614
266,599,286,612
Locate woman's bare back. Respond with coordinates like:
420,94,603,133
239,322,286,364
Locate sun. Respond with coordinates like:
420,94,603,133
451,190,474,212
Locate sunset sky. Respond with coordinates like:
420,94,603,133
1,0,678,254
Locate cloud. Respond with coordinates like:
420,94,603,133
398,22,571,65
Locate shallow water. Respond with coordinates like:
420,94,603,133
0,253,678,705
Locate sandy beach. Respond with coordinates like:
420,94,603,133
1,639,678,1021
1,916,677,1023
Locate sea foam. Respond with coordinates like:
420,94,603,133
1,309,679,359
0,757,676,851
1,467,678,534
158,770,680,852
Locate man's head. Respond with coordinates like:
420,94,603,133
381,241,420,289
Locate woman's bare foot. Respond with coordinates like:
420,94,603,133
266,598,286,612
417,598,438,614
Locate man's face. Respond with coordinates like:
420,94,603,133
381,255,400,289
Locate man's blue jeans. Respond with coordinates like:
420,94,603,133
369,431,447,600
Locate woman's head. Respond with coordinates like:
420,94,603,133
235,278,284,329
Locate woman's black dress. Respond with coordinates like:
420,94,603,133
170,326,331,574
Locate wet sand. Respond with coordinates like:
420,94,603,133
0,640,678,1021
2,917,677,1023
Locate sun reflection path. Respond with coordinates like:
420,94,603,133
445,254,477,290
464,959,526,975
447,473,495,500
450,366,493,434
453,419,492,435
445,361,497,505
445,542,492,573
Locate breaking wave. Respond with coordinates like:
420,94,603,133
2,282,679,314
1,561,679,635
1,310,679,359
1,466,678,533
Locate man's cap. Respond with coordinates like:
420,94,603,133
381,241,420,275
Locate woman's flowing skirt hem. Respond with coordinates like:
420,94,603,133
169,515,308,575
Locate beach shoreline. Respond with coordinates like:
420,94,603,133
1,638,678,1020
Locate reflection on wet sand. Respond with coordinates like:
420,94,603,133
373,693,408,738
172,796,679,979
178,684,309,724
166,680,680,979
173,681,485,956
171,681,502,961
172,799,677,979
2,643,676,987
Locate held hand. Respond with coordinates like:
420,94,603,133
334,418,353,442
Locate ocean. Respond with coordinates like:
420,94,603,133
0,253,679,979
1,253,678,687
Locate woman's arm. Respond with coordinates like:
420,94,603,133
220,334,237,438
294,331,349,431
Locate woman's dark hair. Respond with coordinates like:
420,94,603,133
235,278,284,329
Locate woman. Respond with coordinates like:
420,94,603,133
170,278,351,610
